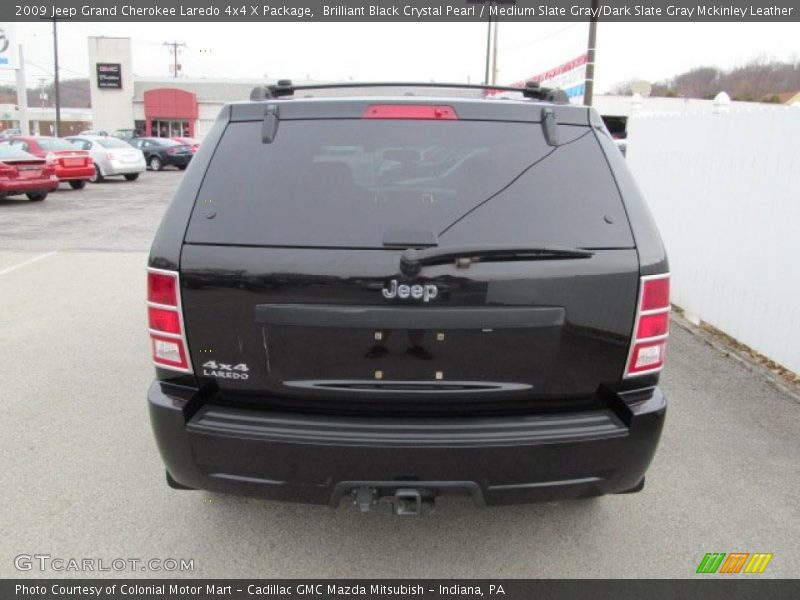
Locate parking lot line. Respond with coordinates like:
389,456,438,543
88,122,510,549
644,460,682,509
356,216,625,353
0,250,59,276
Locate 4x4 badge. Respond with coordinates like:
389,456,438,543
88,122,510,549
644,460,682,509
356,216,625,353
382,279,438,302
202,360,250,380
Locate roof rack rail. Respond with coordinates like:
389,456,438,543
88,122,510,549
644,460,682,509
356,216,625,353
249,80,570,104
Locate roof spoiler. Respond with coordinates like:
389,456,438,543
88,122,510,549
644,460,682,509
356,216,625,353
249,80,570,104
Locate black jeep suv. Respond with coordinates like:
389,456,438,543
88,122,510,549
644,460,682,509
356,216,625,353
147,82,669,513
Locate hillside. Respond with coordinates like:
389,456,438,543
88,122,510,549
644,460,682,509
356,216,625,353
0,78,91,109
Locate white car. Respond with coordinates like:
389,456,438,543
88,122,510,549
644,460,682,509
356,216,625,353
66,135,146,182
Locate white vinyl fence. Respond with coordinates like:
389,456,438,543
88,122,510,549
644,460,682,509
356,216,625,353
626,107,800,374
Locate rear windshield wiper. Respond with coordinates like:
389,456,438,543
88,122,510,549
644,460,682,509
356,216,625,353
399,245,593,276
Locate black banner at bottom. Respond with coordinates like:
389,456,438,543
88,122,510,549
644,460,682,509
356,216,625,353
4,580,800,600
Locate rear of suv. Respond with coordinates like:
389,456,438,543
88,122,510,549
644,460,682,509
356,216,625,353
147,82,669,513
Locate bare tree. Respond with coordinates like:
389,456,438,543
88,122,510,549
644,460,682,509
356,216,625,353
610,58,800,102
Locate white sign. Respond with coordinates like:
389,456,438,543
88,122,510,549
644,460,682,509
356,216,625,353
0,24,19,70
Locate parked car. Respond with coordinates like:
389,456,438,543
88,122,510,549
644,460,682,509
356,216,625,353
613,136,628,157
147,81,669,513
130,137,193,171
0,144,59,201
66,135,146,182
78,129,109,137
0,128,22,140
171,137,200,153
112,129,139,142
0,136,94,189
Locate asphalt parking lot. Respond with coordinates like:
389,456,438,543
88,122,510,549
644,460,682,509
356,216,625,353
1,170,799,578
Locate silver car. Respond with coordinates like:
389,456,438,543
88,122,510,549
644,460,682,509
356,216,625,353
0,128,22,140
66,135,146,182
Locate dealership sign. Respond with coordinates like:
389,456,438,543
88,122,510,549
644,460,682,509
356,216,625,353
0,24,19,70
489,53,589,105
524,54,588,103
96,62,122,88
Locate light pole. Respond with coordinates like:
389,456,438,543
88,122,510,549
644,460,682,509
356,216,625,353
52,19,61,136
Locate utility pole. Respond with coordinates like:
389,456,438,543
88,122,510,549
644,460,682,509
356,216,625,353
491,18,499,85
163,41,187,78
15,45,30,135
52,19,61,136
38,78,48,109
477,1,513,86
584,0,599,106
483,14,492,85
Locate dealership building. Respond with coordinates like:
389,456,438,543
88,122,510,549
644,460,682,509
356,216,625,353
87,36,273,138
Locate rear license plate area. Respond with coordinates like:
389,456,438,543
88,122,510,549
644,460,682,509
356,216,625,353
265,325,560,385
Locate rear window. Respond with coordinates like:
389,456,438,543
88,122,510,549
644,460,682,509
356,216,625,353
0,145,36,160
97,138,133,149
36,138,77,152
186,119,633,249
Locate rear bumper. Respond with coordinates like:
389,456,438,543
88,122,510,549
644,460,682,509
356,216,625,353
104,160,146,176
163,154,192,166
0,178,59,194
148,383,666,506
55,166,94,180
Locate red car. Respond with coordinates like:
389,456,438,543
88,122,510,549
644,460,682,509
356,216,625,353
1,136,94,189
171,137,200,153
0,145,59,201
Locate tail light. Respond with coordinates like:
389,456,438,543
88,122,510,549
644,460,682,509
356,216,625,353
147,268,192,373
624,273,670,378
0,163,16,177
363,105,458,120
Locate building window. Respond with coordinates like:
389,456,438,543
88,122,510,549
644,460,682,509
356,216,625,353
150,119,190,138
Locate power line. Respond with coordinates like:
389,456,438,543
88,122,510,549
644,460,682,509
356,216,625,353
22,59,89,80
502,23,583,52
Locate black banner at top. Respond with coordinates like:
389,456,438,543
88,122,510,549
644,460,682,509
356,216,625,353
3,0,799,22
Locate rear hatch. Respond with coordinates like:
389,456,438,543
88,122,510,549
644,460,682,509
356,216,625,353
96,137,144,164
179,104,640,412
36,137,92,170
0,158,47,179
166,143,193,157
52,150,91,168
112,148,145,163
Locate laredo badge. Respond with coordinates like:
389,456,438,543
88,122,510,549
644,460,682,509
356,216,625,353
202,361,249,380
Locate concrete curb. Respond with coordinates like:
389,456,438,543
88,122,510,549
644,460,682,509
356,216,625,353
671,312,800,405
